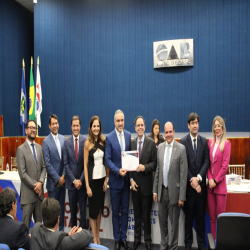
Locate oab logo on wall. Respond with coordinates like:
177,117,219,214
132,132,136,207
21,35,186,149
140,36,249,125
153,39,193,68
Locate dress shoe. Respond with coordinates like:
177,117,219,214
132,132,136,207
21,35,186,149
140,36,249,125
131,241,140,250
120,240,130,250
145,242,151,250
198,248,207,250
114,241,120,250
186,248,191,250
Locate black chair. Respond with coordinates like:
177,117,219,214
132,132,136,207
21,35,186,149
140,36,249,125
207,212,250,250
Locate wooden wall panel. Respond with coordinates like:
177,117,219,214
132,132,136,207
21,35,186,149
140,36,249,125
0,116,3,137
7,137,18,171
0,137,8,170
1,136,249,178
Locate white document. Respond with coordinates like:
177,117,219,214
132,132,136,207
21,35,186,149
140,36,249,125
121,150,139,171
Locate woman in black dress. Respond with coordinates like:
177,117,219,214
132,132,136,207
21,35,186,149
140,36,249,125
149,119,164,148
84,116,108,244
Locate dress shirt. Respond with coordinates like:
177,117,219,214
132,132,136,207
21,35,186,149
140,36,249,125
115,129,125,151
45,227,55,232
51,133,61,153
72,135,80,184
190,133,198,149
137,134,145,152
26,139,37,159
7,214,14,220
162,140,174,180
73,135,79,152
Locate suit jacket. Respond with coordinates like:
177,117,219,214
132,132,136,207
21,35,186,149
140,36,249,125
63,134,86,190
0,215,30,250
153,140,188,205
179,134,210,197
30,222,92,250
207,139,231,195
105,129,131,189
43,133,65,191
130,135,157,196
17,140,46,204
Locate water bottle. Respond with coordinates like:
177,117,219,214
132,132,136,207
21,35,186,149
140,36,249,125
231,172,235,185
6,163,9,171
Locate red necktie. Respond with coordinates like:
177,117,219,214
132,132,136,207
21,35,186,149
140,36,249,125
75,138,78,161
139,140,142,159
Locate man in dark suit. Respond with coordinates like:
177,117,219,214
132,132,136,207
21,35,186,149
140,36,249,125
31,197,92,250
42,114,65,231
105,109,131,250
130,116,156,250
17,119,47,231
0,187,30,250
63,115,87,229
179,113,209,250
153,122,188,250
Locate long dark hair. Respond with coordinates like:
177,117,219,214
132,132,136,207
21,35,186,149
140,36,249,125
149,119,162,140
87,116,105,145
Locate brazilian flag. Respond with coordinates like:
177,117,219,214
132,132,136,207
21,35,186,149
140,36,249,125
29,65,36,120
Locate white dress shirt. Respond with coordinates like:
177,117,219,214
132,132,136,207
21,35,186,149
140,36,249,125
162,140,174,180
115,129,125,151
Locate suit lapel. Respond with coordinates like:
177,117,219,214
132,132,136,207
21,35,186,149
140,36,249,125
113,130,121,153
140,135,147,162
212,142,220,163
49,134,60,159
169,140,177,169
196,135,202,163
24,141,37,166
69,135,77,163
187,135,196,164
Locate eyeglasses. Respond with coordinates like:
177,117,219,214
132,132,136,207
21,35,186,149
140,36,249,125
213,124,222,129
27,126,37,130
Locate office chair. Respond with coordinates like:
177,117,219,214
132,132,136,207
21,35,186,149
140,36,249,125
207,212,250,250
86,243,109,249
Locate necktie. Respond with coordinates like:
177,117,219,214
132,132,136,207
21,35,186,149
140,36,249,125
75,138,78,161
119,133,124,152
193,139,197,157
31,143,37,164
164,144,170,187
139,140,142,159
55,136,61,159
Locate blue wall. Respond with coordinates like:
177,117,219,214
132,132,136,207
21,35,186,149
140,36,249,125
3,0,250,136
0,0,34,136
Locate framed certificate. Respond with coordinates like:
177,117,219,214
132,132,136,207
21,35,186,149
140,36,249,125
121,151,139,171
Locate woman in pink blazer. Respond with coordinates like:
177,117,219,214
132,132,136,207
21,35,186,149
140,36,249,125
207,116,231,240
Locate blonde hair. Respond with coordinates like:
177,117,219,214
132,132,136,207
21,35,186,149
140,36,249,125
211,116,227,152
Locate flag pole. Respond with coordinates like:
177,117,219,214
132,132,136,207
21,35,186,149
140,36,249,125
22,59,25,78
36,56,39,137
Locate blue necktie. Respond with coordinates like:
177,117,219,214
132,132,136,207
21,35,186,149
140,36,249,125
193,139,197,158
119,133,124,151
55,136,61,159
164,144,170,187
31,143,38,164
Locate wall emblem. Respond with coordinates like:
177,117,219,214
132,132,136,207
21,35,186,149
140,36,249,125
153,39,193,68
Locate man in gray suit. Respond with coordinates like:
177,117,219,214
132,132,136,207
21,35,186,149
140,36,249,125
153,122,188,250
31,198,92,250
17,119,46,231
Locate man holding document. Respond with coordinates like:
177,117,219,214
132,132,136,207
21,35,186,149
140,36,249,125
105,110,131,250
130,116,157,250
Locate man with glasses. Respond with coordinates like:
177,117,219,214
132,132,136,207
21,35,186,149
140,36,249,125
17,119,47,231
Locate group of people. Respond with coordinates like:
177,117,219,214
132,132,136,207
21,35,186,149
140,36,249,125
0,110,231,250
